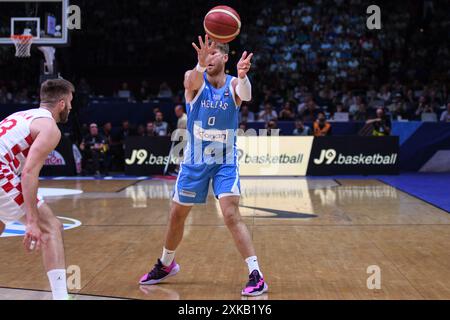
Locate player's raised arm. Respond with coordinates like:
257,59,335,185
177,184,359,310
233,51,253,105
184,34,217,93
21,118,61,252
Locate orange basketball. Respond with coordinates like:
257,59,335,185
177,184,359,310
203,5,241,43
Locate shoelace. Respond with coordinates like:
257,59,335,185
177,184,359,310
247,272,259,286
149,261,166,278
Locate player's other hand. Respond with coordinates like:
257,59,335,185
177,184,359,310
192,34,217,68
237,51,253,79
23,222,43,253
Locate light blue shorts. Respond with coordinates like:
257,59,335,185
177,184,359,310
172,163,240,205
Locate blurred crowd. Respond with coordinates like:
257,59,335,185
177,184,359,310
242,0,449,102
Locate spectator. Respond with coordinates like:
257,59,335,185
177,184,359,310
266,119,279,136
278,101,296,121
301,98,321,122
377,85,391,102
158,82,173,98
145,121,156,137
353,103,368,121
117,82,132,99
136,80,150,102
80,123,108,175
238,122,248,133
331,103,349,121
403,89,417,118
313,112,332,136
292,120,311,136
239,104,255,123
258,102,278,122
387,93,408,120
366,108,391,136
136,124,146,136
102,122,113,145
415,96,437,121
429,89,442,111
349,96,364,116
414,96,429,119
154,111,169,136
175,104,187,129
440,102,450,122
334,103,346,113
119,120,133,141
297,95,313,114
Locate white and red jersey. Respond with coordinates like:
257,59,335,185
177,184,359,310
0,108,51,222
0,108,54,176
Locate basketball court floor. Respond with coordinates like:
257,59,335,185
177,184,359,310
1,176,449,300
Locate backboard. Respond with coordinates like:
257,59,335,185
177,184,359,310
0,0,70,46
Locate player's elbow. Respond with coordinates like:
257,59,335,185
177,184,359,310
184,81,196,92
184,79,202,92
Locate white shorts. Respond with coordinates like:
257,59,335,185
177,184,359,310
0,164,44,224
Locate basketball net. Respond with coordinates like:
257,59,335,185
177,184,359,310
11,35,33,58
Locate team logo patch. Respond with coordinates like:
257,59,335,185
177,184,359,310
193,123,228,143
1,216,82,238
180,190,197,198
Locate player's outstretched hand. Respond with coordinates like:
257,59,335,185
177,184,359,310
237,51,253,79
23,222,43,253
192,34,217,68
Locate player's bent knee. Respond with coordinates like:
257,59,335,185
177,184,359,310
223,207,241,226
43,216,63,235
169,203,191,223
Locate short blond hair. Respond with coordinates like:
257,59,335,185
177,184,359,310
40,78,75,104
208,40,229,55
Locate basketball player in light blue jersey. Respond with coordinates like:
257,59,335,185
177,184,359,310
140,35,268,296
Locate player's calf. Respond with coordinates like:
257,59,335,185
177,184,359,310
35,204,69,300
0,221,5,236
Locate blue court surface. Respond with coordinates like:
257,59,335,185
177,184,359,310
377,173,450,214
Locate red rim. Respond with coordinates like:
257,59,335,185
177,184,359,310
10,35,33,40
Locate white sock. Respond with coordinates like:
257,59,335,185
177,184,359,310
245,256,262,277
161,247,176,267
47,269,69,300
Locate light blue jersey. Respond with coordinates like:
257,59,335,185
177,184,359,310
173,73,241,205
184,73,239,165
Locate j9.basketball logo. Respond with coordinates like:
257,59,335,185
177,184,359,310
126,149,148,165
314,149,337,165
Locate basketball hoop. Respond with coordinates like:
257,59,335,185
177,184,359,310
11,35,33,58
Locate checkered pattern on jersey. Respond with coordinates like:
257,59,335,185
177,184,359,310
0,134,34,206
